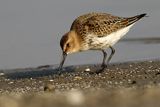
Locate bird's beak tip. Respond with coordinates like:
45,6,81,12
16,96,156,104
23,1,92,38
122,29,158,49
58,51,67,71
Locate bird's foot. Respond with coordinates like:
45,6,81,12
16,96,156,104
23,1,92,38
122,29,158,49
89,64,107,74
95,67,106,74
101,64,108,68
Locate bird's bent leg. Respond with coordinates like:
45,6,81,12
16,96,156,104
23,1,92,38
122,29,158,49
95,46,115,74
101,50,107,68
94,50,107,74
107,46,115,65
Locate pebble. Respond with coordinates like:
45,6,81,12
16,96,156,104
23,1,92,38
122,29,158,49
85,68,90,72
128,79,132,83
119,81,123,84
49,79,54,82
74,76,82,80
8,81,14,84
44,84,55,92
115,81,118,84
0,73,4,76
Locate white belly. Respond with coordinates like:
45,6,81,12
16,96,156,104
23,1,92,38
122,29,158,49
90,24,134,49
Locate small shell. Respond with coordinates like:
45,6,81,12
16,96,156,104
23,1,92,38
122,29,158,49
85,68,90,72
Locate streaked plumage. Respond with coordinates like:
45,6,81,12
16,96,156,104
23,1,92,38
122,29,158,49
59,12,147,74
71,12,144,36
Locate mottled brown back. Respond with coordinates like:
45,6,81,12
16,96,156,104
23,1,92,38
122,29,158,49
71,12,146,37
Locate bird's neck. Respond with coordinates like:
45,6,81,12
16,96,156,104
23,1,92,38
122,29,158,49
69,30,82,52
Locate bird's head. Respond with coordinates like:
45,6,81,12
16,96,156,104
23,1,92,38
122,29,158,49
60,31,80,54
59,31,81,71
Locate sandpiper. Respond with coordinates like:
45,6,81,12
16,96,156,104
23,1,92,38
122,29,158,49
59,12,147,73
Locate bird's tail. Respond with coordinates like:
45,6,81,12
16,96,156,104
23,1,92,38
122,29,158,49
124,13,147,26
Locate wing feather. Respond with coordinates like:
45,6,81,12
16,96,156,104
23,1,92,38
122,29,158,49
71,13,146,37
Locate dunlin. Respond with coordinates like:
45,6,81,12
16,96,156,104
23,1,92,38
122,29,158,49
59,12,146,73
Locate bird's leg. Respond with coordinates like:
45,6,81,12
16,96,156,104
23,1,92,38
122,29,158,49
106,46,115,65
101,46,115,68
94,50,107,74
95,46,115,74
101,49,108,68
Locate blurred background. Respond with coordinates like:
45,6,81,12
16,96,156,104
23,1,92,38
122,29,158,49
0,0,159,69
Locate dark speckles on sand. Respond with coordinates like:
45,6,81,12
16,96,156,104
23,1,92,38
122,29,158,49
0,60,160,93
0,60,160,107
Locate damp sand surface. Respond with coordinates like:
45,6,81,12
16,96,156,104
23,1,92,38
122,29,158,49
0,60,160,107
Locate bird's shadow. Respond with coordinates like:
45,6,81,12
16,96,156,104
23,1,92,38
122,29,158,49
4,65,77,79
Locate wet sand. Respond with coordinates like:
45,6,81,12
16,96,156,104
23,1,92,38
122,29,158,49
0,60,160,107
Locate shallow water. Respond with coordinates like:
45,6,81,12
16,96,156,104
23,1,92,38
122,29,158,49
0,0,160,69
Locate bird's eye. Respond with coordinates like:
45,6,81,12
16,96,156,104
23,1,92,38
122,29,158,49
66,43,70,47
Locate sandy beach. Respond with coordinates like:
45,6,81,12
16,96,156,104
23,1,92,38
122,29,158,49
0,60,160,107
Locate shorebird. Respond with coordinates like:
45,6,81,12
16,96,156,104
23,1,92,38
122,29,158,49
59,12,147,74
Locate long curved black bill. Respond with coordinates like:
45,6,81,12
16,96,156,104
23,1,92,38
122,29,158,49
59,51,67,71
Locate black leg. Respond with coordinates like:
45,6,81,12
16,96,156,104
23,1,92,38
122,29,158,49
95,46,115,74
101,50,107,68
94,50,107,74
106,46,115,65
